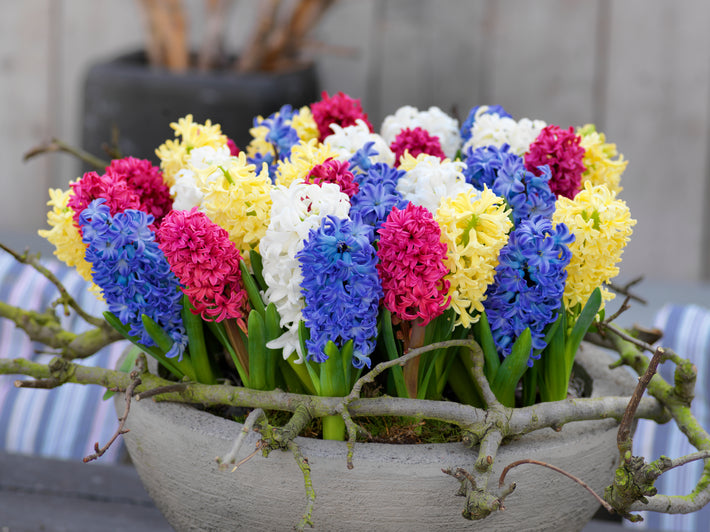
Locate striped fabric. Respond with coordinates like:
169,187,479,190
0,253,128,463
627,303,710,531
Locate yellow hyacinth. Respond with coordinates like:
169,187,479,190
275,139,339,187
155,114,228,188
436,187,512,328
37,187,100,296
577,124,627,194
200,152,273,264
553,181,635,309
291,106,319,142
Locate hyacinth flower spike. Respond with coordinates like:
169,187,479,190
376,203,454,400
297,215,382,440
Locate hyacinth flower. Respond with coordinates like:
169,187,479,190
396,152,472,215
324,119,395,169
577,124,628,194
155,114,228,188
460,104,512,143
348,162,407,231
525,124,587,199
158,208,252,387
492,162,557,226
297,215,382,440
78,199,194,381
380,105,461,159
310,91,373,142
274,138,340,187
376,203,451,399
462,143,519,190
305,157,359,198
463,112,547,156
389,127,447,167
552,181,636,311
260,181,350,367
197,152,273,266
482,215,574,406
435,187,513,328
246,105,301,179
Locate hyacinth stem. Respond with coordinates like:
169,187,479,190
404,319,427,399
322,414,346,441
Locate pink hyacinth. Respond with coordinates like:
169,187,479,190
310,91,373,142
376,203,450,325
525,125,586,199
104,157,172,225
158,208,249,325
68,170,142,227
306,158,359,198
389,127,447,167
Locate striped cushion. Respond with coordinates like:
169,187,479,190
0,253,128,462
627,304,710,531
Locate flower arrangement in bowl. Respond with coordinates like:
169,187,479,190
2,92,710,530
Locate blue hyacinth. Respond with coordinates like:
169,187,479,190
347,141,380,178
463,143,522,190
484,215,574,365
296,215,383,368
349,163,408,231
79,199,188,360
492,163,557,226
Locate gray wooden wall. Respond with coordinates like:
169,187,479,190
2,0,709,284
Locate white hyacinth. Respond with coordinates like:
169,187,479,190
396,153,474,214
380,105,462,159
463,114,546,156
324,119,395,167
260,181,351,362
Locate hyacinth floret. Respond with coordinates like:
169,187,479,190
484,215,574,364
376,203,450,324
68,170,142,228
158,208,249,326
492,163,557,226
79,199,187,359
577,124,627,194
525,125,586,199
347,141,379,177
324,119,395,168
297,215,382,368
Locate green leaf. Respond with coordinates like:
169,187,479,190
491,328,532,407
321,341,347,397
180,296,215,384
474,311,500,383
239,259,266,316
206,320,249,386
248,250,267,292
298,321,321,396
247,310,267,390
538,309,568,402
565,287,602,370
380,310,407,398
263,303,282,391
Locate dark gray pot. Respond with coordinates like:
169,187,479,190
116,344,635,531
81,51,319,165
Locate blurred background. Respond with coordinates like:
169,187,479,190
1,0,709,284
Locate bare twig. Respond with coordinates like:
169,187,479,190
499,459,614,513
216,407,266,470
23,137,109,171
134,382,188,401
83,357,145,462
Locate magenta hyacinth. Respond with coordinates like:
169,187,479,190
158,208,249,326
376,203,450,325
389,127,447,167
525,125,586,199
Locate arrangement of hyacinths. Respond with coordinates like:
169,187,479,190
37,93,635,441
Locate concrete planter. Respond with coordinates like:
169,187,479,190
81,51,319,165
116,344,634,531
